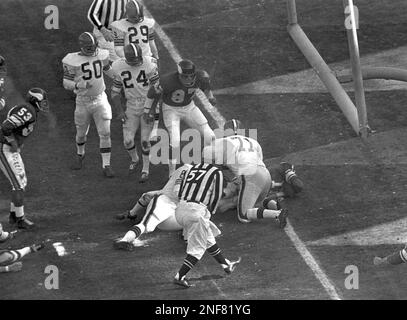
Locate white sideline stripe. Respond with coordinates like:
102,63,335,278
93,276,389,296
285,222,342,300
141,0,226,128
142,2,341,299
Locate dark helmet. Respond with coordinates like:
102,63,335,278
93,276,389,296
126,0,144,23
124,43,143,66
177,59,196,87
79,32,98,56
27,88,49,112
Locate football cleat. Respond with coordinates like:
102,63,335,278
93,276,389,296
139,171,149,183
71,154,84,170
126,0,144,24
280,162,296,182
113,240,134,251
173,275,193,288
177,59,196,87
277,208,288,229
0,230,17,243
223,257,242,275
30,242,45,252
124,43,143,66
9,212,17,225
17,217,35,230
115,210,138,221
27,88,49,112
128,160,139,175
103,166,115,178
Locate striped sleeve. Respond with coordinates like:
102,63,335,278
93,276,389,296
63,64,75,81
112,77,123,92
148,22,156,41
112,22,125,46
208,170,224,214
88,0,104,30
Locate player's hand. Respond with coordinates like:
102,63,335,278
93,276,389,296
117,111,127,123
101,27,114,42
143,112,154,124
76,81,92,90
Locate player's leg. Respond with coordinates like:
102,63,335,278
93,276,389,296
0,243,44,273
140,110,153,182
162,104,181,177
184,103,215,146
374,244,407,266
122,107,139,174
0,223,16,243
72,99,91,170
0,144,33,229
94,93,113,177
115,190,160,221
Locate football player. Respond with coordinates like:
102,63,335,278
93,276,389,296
0,223,16,243
111,43,159,182
374,244,407,266
62,32,116,178
0,242,44,273
202,119,288,227
0,88,49,229
111,0,159,62
143,59,217,177
0,55,6,110
113,164,192,251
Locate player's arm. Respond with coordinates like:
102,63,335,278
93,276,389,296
148,24,159,63
110,76,127,122
87,0,114,42
112,24,125,58
200,70,217,106
102,56,115,79
143,83,162,123
0,108,32,151
208,170,224,214
62,62,91,91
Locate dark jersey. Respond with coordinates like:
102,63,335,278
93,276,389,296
147,70,211,107
178,163,223,214
0,104,37,147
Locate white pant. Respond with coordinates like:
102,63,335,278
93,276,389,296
123,103,152,149
0,143,26,190
175,201,221,260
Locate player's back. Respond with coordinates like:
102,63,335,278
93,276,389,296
0,103,37,147
62,49,109,97
157,70,211,107
111,17,155,57
161,164,192,201
112,56,158,102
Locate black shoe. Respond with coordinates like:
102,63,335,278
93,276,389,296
113,240,134,251
71,155,84,170
9,212,17,225
17,217,35,230
278,208,288,229
223,257,242,274
103,165,115,178
115,210,137,221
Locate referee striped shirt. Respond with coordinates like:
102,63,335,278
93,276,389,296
178,163,224,214
88,0,130,30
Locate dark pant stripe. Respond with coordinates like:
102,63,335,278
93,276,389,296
238,175,246,220
142,194,158,227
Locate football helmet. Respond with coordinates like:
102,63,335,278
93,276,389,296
79,32,98,56
223,119,243,136
126,0,144,23
124,43,143,66
177,59,196,87
27,88,49,112
0,55,6,75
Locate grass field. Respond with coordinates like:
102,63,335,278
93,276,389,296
1,0,407,300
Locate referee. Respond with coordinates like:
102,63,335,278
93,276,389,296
87,0,131,61
173,163,241,288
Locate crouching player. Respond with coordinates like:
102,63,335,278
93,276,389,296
203,119,289,227
113,164,193,250
0,242,44,273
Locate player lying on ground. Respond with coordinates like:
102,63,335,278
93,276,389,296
172,163,241,288
0,88,49,229
113,164,192,250
62,32,116,178
0,242,44,273
203,119,294,227
374,244,407,266
111,43,159,182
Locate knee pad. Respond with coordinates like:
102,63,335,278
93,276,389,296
124,139,135,150
0,250,20,267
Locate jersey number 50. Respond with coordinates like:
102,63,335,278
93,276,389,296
81,61,102,80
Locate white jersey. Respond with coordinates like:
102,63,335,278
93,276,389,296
161,164,192,202
62,49,110,97
111,56,159,109
111,17,156,58
212,135,264,176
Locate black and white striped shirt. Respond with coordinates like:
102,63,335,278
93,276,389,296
88,0,130,30
178,163,224,214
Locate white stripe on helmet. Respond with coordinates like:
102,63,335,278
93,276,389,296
84,32,95,45
132,0,140,13
130,43,139,57
29,90,43,101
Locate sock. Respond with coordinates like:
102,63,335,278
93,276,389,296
127,145,139,163
100,148,111,167
10,202,15,213
207,244,228,266
121,225,145,242
76,142,85,156
142,154,149,173
15,206,24,218
246,208,280,220
177,254,199,279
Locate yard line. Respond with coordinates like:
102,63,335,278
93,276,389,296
141,0,226,128
142,1,341,300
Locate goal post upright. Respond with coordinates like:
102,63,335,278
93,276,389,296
286,0,361,136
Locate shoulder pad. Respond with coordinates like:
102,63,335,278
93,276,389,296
144,17,155,27
62,53,82,67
